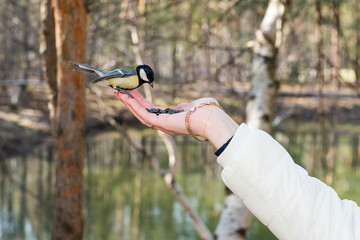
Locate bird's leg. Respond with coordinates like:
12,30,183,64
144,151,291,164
117,89,134,98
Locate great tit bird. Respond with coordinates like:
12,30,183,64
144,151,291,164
70,61,154,96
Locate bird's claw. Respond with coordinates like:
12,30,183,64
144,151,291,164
117,89,134,98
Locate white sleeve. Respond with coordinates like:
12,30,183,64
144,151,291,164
217,123,360,240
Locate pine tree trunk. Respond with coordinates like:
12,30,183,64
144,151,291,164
215,1,290,239
51,1,88,239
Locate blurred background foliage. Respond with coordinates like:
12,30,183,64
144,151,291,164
1,0,358,88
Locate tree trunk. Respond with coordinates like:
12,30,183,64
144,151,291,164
171,2,180,99
246,0,289,131
21,2,31,91
51,1,88,239
355,0,360,86
315,0,329,179
215,190,252,240
40,0,57,136
331,0,341,87
185,1,196,83
327,0,341,184
216,1,290,239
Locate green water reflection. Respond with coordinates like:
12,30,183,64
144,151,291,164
1,122,360,239
83,135,224,240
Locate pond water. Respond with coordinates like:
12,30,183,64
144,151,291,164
1,121,360,240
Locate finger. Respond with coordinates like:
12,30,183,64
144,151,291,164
127,90,155,109
114,90,155,109
127,90,169,111
121,94,159,127
114,92,129,102
125,98,186,135
196,97,218,104
119,92,170,129
175,103,190,110
118,92,188,135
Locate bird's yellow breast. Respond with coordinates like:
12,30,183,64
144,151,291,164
106,75,139,90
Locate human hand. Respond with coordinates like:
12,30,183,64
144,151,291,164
116,90,239,148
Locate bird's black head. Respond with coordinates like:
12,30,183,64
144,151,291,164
136,65,154,88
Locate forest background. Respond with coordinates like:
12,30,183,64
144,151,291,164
0,0,360,239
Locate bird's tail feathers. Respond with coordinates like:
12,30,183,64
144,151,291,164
69,61,106,77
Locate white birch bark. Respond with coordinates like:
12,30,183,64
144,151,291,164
215,1,290,239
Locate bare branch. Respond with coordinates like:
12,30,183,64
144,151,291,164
89,85,213,240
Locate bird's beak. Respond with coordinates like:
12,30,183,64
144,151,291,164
149,82,154,88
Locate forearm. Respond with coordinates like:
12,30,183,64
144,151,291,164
117,92,360,239
218,124,360,240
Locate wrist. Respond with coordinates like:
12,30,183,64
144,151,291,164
208,114,238,149
201,108,238,149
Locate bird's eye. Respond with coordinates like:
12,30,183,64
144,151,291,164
139,69,149,82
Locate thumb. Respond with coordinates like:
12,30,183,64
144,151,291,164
175,103,190,110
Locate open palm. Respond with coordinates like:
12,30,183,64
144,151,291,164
116,91,218,137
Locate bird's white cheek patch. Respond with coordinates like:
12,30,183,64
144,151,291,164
140,69,149,82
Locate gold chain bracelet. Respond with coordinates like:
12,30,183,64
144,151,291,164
185,102,224,142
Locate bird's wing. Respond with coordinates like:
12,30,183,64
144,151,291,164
70,61,106,77
91,69,137,83
120,65,137,71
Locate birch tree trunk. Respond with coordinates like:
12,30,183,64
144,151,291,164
51,1,88,239
215,1,290,239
